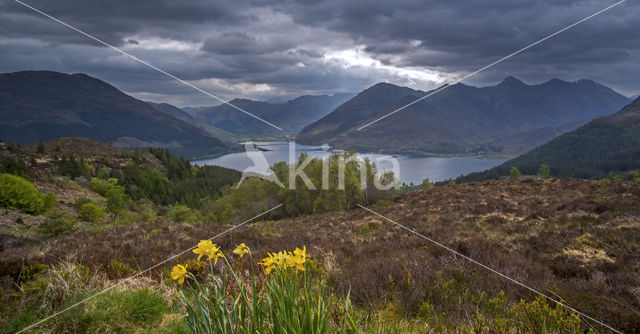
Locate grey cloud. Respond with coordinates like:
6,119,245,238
201,32,297,55
1,0,247,46
0,0,638,103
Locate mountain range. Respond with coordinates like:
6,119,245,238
1,70,634,169
458,96,640,181
297,77,631,155
0,71,229,158
188,93,354,136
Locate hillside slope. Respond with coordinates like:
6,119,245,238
147,102,196,123
0,71,229,158
459,97,640,181
297,77,630,155
2,177,639,331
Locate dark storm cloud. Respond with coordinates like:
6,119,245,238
201,32,297,55
278,0,639,93
0,0,245,45
0,0,638,105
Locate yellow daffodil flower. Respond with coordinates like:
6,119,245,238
193,240,224,263
292,254,306,271
171,264,188,285
259,253,277,275
275,251,288,267
293,246,309,259
233,243,250,257
211,247,224,265
193,240,214,260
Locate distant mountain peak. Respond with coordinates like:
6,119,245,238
576,79,601,86
370,82,402,89
545,77,566,84
498,75,526,86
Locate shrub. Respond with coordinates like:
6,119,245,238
39,210,77,237
96,167,110,180
77,202,106,224
514,297,581,332
74,197,94,209
0,173,53,214
171,204,195,223
120,199,158,224
42,192,57,210
90,178,118,196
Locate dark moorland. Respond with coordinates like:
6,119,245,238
2,147,639,331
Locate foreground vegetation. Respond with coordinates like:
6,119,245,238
1,138,639,332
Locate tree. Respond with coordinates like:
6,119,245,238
106,185,127,220
36,140,45,154
42,192,57,210
0,155,26,176
58,154,92,178
97,167,110,180
421,177,433,189
219,203,234,222
538,164,550,178
509,167,521,180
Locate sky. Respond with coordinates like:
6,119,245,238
0,0,638,107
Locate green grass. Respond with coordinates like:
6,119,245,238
1,262,175,334
53,289,172,333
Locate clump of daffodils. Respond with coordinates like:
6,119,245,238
258,246,309,275
171,241,309,284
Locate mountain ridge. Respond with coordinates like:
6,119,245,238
457,96,640,181
296,77,630,155
0,70,229,158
